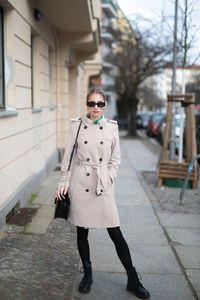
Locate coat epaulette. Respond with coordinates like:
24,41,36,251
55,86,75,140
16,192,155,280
71,118,81,123
107,119,117,125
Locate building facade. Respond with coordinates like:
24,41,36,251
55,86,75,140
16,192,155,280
163,65,200,96
138,65,200,111
0,0,101,228
100,0,118,119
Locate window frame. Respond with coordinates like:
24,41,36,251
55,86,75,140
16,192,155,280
31,34,42,113
0,6,5,110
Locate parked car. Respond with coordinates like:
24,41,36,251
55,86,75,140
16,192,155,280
146,113,165,137
158,114,185,147
158,114,185,154
158,113,200,163
113,116,129,130
157,116,166,144
136,112,152,129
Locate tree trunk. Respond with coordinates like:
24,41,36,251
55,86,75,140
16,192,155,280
128,96,138,136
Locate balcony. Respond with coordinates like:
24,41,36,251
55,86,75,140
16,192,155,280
101,31,113,41
101,0,117,18
102,61,114,69
36,0,101,57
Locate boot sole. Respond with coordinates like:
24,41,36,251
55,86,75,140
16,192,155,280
79,281,93,294
79,287,91,294
127,286,150,299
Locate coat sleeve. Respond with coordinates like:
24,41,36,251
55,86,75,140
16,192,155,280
57,122,77,189
108,124,121,182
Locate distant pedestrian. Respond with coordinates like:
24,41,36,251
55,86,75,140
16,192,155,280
55,88,150,299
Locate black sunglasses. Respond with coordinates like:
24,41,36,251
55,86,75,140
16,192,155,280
87,101,105,108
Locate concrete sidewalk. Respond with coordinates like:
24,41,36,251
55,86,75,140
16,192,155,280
0,133,199,300
70,135,198,300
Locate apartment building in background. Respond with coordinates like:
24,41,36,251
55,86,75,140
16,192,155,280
163,65,200,96
0,0,101,228
138,65,200,112
100,0,118,119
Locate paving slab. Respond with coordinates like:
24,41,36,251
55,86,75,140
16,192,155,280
34,173,58,205
27,205,54,234
118,170,135,177
175,246,200,269
158,213,200,229
167,228,200,246
89,243,181,274
119,206,159,225
115,185,136,195
88,224,168,247
120,224,168,246
186,269,200,297
116,198,151,206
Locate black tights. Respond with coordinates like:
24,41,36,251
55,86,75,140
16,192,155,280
77,226,133,272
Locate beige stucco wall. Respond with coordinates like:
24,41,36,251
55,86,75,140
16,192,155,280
0,0,101,222
0,4,57,206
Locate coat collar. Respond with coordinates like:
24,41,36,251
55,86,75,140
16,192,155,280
82,114,107,126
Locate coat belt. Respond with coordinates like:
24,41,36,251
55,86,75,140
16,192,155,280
78,160,107,196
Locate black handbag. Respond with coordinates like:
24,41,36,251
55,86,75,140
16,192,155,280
54,193,70,221
54,119,82,220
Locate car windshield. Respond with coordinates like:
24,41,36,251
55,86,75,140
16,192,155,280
142,114,150,120
152,115,163,122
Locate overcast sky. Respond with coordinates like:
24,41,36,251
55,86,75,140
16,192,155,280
117,0,200,64
117,0,200,24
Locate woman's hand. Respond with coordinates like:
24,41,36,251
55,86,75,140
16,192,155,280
55,186,68,201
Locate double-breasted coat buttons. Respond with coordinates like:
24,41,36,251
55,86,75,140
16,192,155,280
57,115,120,228
84,141,88,144
86,173,90,176
100,141,104,144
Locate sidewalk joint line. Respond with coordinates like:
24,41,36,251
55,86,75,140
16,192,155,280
135,169,199,300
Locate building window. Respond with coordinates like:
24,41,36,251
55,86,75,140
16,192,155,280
31,34,42,113
31,35,34,107
0,7,5,109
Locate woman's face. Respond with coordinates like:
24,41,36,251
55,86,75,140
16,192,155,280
86,93,107,120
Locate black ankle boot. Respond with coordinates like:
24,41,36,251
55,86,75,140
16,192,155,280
126,267,150,299
79,261,93,293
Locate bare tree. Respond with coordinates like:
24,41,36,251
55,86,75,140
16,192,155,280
178,0,200,70
175,0,200,161
138,86,164,111
161,0,200,88
106,17,170,135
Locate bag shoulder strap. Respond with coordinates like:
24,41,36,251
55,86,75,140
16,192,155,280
67,119,82,171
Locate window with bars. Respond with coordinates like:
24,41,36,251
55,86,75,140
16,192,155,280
0,7,5,109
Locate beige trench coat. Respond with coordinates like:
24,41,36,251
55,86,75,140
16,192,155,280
57,114,121,228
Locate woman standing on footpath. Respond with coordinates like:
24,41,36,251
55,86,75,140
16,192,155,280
55,88,150,299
